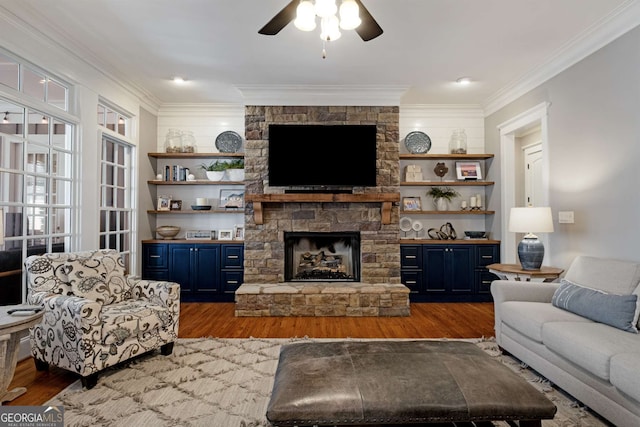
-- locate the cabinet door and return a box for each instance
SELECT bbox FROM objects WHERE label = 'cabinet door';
[193,244,220,294]
[449,246,474,293]
[423,246,447,293]
[168,244,193,296]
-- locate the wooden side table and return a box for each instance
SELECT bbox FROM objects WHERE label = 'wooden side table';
[0,305,43,404]
[487,263,564,283]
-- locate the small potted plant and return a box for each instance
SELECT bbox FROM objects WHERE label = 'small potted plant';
[201,161,227,181]
[427,186,460,211]
[225,158,245,182]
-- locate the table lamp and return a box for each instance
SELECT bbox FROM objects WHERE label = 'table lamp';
[508,207,554,270]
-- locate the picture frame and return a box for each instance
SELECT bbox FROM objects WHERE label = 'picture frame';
[455,161,482,180]
[402,197,422,212]
[157,196,171,211]
[218,229,233,240]
[219,189,244,209]
[170,200,182,211]
[234,224,244,240]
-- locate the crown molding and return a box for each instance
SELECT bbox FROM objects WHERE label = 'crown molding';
[237,85,409,106]
[482,0,640,117]
[401,104,484,119]
[158,103,244,117]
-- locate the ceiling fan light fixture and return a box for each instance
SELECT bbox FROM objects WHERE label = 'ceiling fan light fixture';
[2,112,8,124]
[320,15,341,41]
[315,0,337,18]
[294,0,317,31]
[339,0,361,30]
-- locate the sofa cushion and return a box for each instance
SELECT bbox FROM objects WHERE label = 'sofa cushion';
[564,255,640,295]
[500,301,591,343]
[552,280,640,333]
[610,353,640,403]
[542,321,640,381]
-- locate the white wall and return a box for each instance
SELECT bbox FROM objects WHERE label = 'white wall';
[485,26,640,269]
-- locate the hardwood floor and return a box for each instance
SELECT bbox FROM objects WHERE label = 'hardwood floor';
[6,301,495,406]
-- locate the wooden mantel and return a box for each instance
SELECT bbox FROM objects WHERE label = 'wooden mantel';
[245,193,400,225]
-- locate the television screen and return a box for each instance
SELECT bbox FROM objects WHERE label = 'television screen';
[268,124,377,188]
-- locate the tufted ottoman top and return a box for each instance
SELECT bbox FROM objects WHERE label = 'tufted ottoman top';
[266,340,556,426]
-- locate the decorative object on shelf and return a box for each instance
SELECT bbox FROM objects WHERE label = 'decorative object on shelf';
[202,161,227,181]
[215,130,243,153]
[464,231,487,239]
[155,225,180,240]
[157,196,172,211]
[460,200,468,210]
[185,230,214,240]
[404,164,423,182]
[156,173,163,180]
[509,206,554,270]
[218,229,233,240]
[411,220,424,239]
[402,197,422,212]
[234,225,245,240]
[404,131,431,154]
[433,162,448,181]
[455,161,482,180]
[426,187,460,211]
[164,129,183,153]
[181,131,196,153]
[191,205,212,211]
[427,222,457,240]
[219,189,245,209]
[399,217,413,237]
[449,129,467,154]
[170,200,182,211]
[224,159,245,181]
[196,197,208,206]
[187,174,196,181]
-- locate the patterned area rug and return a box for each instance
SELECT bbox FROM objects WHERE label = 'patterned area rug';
[46,337,610,427]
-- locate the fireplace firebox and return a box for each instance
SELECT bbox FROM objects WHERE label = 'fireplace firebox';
[284,232,361,282]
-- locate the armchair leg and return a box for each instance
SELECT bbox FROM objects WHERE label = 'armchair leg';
[81,373,99,390]
[34,358,49,372]
[160,342,174,356]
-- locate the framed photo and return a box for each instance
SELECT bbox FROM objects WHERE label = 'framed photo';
[219,189,244,209]
[219,229,233,240]
[456,161,482,180]
[402,197,422,211]
[157,196,171,211]
[170,200,182,211]
[234,224,245,240]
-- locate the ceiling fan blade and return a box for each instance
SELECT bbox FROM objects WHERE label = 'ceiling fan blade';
[258,0,299,35]
[353,0,383,41]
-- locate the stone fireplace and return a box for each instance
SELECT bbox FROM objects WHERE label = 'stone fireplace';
[235,105,409,317]
[285,231,360,282]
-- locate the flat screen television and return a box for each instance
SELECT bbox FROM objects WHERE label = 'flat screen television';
[268,124,377,188]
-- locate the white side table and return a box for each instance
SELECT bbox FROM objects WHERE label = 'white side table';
[487,263,564,283]
[0,305,43,404]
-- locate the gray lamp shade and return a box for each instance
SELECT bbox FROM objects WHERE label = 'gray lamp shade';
[509,207,554,270]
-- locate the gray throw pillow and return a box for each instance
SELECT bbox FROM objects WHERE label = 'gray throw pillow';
[552,279,640,333]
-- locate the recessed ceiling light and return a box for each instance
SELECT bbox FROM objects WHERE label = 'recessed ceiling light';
[172,76,187,84]
[456,77,472,85]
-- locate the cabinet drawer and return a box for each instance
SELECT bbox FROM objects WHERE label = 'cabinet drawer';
[222,270,243,293]
[401,245,422,269]
[477,271,499,294]
[401,270,422,293]
[142,270,169,281]
[221,245,244,269]
[476,245,499,266]
[143,244,168,269]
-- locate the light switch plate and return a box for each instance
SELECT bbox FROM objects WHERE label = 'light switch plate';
[558,211,574,224]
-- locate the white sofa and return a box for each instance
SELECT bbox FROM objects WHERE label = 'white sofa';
[491,255,640,427]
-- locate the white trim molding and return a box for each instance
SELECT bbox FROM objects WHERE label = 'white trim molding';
[237,85,409,106]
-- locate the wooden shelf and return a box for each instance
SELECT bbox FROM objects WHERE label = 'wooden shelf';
[399,154,494,160]
[147,180,244,185]
[245,193,400,225]
[401,181,494,187]
[148,152,244,158]
[400,239,501,245]
[400,210,494,215]
[148,209,243,214]
[142,239,243,244]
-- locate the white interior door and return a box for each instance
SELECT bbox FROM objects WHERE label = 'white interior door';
[524,143,543,207]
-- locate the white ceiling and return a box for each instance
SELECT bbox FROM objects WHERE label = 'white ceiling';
[1,0,637,110]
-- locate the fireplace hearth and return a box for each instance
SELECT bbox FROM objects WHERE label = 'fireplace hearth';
[285,232,360,282]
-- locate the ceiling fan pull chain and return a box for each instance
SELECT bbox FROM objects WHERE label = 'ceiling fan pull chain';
[322,39,327,59]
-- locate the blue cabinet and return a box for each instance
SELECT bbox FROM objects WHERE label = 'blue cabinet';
[142,241,243,302]
[401,242,500,302]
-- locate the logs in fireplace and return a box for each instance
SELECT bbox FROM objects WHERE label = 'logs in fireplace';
[285,232,360,282]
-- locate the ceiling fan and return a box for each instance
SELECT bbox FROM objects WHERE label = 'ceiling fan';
[258,0,383,42]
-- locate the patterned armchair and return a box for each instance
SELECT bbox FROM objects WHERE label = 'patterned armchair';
[25,249,180,389]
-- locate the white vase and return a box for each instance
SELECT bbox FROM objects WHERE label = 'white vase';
[206,171,225,181]
[225,168,245,181]
[435,198,448,211]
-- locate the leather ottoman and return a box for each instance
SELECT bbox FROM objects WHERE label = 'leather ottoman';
[266,340,556,426]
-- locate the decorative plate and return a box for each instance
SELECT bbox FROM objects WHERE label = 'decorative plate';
[215,131,242,153]
[399,217,413,232]
[404,131,431,154]
[411,220,424,232]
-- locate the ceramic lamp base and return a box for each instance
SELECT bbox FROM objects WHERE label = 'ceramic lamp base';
[518,236,545,270]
